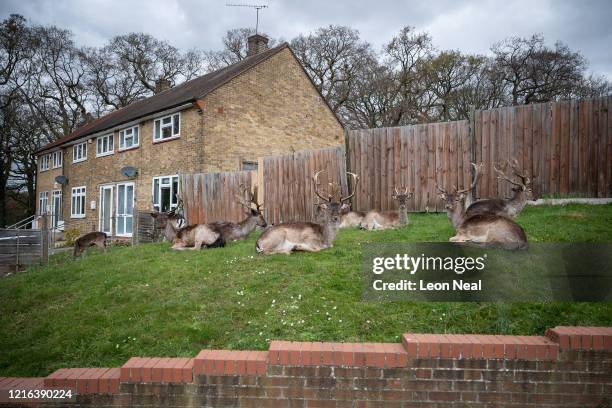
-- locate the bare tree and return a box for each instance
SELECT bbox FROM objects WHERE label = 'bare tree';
[491,34,588,105]
[291,25,374,115]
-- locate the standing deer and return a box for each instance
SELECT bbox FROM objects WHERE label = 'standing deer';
[466,159,534,218]
[436,167,528,250]
[360,187,414,230]
[256,171,359,255]
[208,185,267,241]
[73,231,107,258]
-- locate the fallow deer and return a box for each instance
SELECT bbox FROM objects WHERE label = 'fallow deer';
[73,231,107,258]
[255,171,359,255]
[466,159,534,218]
[171,224,225,250]
[208,185,267,241]
[339,204,366,228]
[360,188,414,230]
[151,210,185,242]
[436,171,528,250]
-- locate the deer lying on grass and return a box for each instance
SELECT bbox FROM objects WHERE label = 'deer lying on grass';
[256,171,359,255]
[466,159,534,218]
[436,172,528,250]
[208,186,267,241]
[360,187,414,230]
[339,204,366,228]
[151,210,185,242]
[73,231,107,258]
[171,224,225,250]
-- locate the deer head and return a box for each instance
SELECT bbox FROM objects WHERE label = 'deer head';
[392,187,414,210]
[436,162,482,210]
[313,170,359,225]
[235,184,267,227]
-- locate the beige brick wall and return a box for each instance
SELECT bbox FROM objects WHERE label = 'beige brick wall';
[35,45,343,236]
[201,47,344,172]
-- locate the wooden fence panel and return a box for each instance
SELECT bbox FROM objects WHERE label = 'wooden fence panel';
[347,121,471,212]
[262,147,347,225]
[180,171,256,225]
[472,96,612,199]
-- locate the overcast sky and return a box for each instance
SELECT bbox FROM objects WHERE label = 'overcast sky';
[2,0,612,78]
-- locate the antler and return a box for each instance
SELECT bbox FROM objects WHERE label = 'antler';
[341,172,359,202]
[493,161,523,188]
[313,170,331,202]
[456,162,483,194]
[509,158,530,184]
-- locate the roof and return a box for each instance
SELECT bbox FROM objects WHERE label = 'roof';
[36,43,292,154]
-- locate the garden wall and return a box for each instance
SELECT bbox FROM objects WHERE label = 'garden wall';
[1,326,611,407]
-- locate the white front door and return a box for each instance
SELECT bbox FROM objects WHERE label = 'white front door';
[99,185,114,235]
[116,182,135,237]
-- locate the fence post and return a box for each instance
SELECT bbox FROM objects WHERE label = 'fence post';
[343,129,355,208]
[41,214,49,264]
[468,106,477,197]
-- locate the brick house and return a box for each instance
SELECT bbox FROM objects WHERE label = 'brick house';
[34,36,344,237]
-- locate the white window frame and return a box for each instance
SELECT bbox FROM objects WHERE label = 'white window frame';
[119,125,140,151]
[151,175,179,212]
[38,191,48,215]
[153,112,180,142]
[51,151,63,168]
[72,142,87,163]
[96,134,114,157]
[40,154,50,171]
[71,186,86,218]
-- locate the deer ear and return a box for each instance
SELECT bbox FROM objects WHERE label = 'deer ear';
[319,203,328,210]
[438,193,446,200]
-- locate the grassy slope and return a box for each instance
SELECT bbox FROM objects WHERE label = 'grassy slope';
[1,204,611,376]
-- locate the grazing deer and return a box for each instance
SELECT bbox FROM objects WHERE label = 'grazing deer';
[466,159,534,218]
[73,231,107,258]
[256,171,359,255]
[360,187,414,230]
[208,185,267,241]
[436,182,528,250]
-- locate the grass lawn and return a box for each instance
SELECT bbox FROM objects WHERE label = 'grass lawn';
[1,204,611,377]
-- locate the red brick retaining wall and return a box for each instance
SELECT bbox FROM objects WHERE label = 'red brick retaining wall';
[1,326,611,407]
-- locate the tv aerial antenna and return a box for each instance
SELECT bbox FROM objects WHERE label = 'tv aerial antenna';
[226,3,268,34]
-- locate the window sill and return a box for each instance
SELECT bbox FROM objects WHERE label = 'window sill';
[153,135,181,144]
[118,145,140,152]
[72,158,87,164]
[96,151,114,158]
[71,214,86,219]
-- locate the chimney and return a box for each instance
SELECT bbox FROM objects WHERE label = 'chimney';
[155,78,172,94]
[247,34,269,56]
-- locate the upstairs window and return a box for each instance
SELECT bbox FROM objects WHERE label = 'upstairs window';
[153,113,180,142]
[96,134,114,157]
[73,142,87,163]
[119,126,139,150]
[40,155,50,171]
[51,151,62,168]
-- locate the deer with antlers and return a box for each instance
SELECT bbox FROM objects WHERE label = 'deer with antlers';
[359,187,414,230]
[256,170,359,255]
[466,159,534,218]
[208,185,267,242]
[436,163,528,250]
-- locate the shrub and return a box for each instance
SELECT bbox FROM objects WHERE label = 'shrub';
[64,228,81,246]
